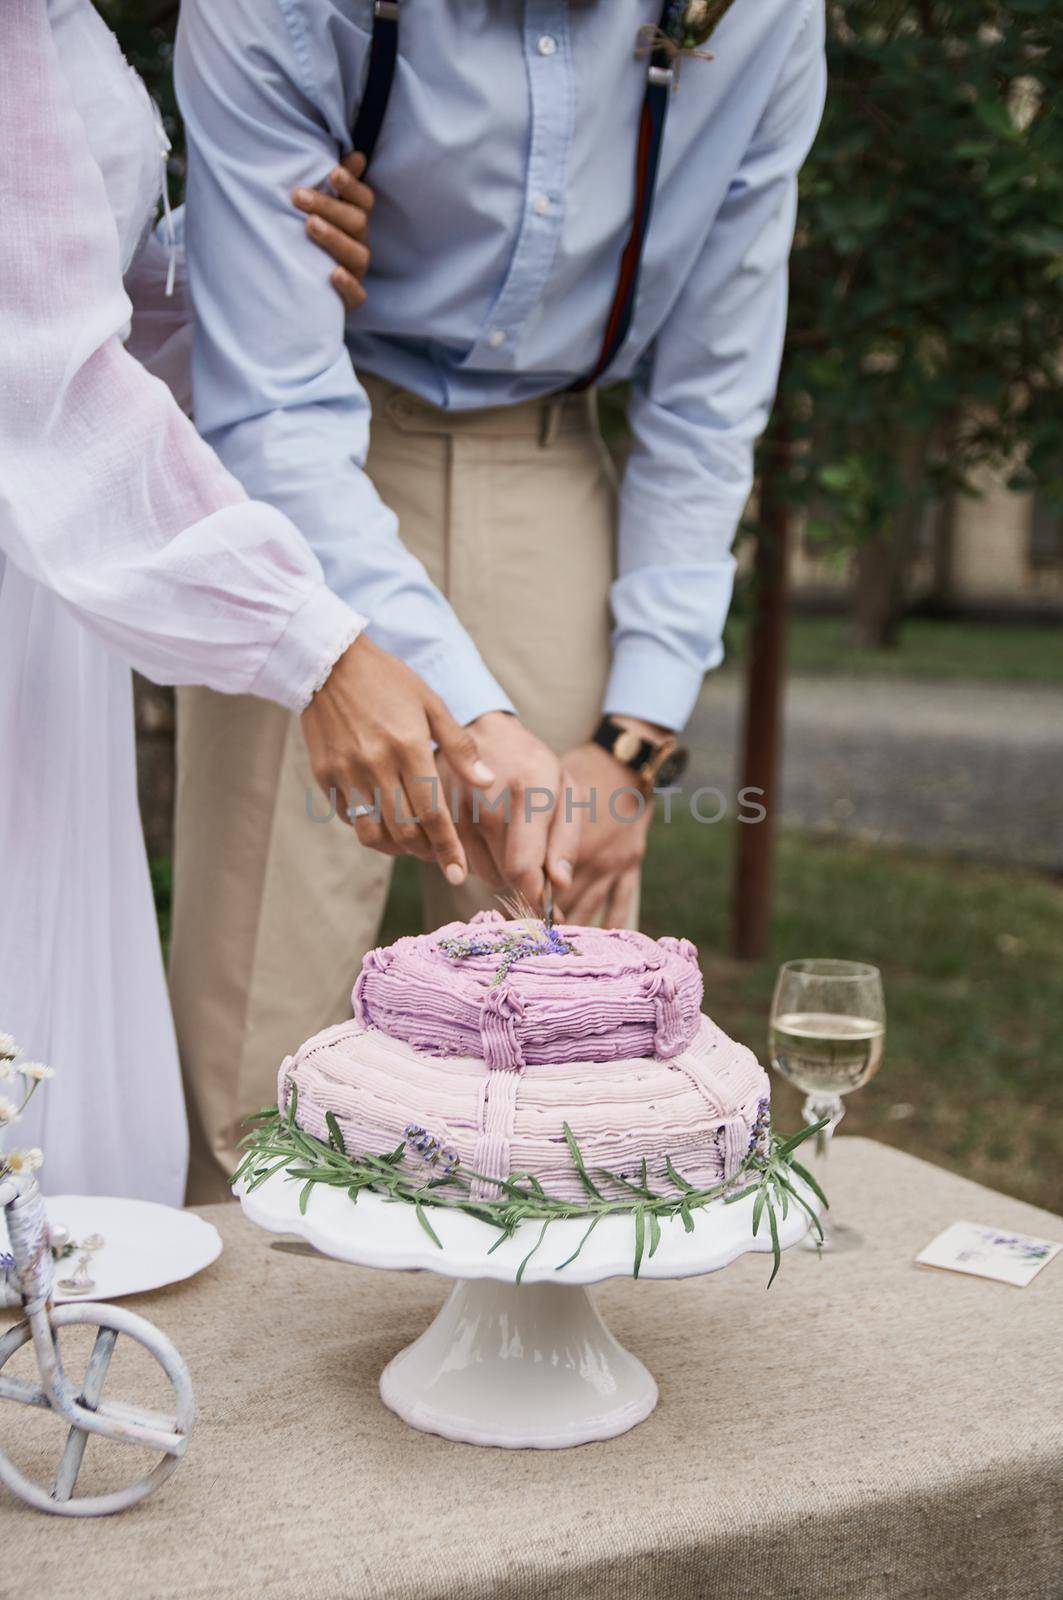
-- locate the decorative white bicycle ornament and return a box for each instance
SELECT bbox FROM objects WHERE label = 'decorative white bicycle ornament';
[0,1175,194,1516]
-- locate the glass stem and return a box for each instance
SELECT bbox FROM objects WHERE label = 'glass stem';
[802,1093,844,1246]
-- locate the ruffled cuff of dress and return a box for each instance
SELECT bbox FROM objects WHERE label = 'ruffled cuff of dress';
[250,583,367,713]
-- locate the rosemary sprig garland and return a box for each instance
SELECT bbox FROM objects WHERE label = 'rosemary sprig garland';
[233,1088,829,1287]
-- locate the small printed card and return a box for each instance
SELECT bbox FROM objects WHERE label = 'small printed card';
[916,1221,1062,1288]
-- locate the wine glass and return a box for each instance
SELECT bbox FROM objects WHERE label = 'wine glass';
[769,959,885,1252]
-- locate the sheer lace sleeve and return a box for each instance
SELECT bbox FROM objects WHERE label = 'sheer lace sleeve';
[0,0,364,711]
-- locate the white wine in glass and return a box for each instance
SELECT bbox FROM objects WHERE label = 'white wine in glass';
[769,959,886,1252]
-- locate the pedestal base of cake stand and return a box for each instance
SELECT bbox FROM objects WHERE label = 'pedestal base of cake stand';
[236,1171,816,1450]
[380,1277,656,1448]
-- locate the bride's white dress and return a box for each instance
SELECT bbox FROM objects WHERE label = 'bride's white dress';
[0,0,364,1201]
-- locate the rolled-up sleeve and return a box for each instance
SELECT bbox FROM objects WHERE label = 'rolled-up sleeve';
[606,0,827,731]
[175,0,514,726]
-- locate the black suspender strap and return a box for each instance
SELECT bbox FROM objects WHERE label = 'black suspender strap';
[350,0,401,174]
[351,0,675,391]
[569,0,675,393]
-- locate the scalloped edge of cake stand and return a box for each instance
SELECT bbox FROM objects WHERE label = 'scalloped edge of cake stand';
[236,1170,816,1286]
[236,1173,817,1450]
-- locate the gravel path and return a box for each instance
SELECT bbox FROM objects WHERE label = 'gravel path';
[684,676,1063,871]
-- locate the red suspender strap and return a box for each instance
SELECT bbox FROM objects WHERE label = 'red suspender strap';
[569,1,676,392]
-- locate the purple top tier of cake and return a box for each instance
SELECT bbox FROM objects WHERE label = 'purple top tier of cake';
[352,910,703,1071]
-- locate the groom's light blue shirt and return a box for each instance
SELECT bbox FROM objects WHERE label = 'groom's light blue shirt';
[175,0,825,729]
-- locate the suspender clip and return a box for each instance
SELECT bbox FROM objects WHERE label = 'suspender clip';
[647,64,675,89]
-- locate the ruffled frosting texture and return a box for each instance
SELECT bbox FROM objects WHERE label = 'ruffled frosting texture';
[352,911,704,1070]
[287,917,769,1201]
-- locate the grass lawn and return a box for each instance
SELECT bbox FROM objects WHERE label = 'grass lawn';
[721,613,1063,685]
[372,818,1063,1217]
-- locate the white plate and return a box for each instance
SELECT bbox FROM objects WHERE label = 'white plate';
[0,1195,222,1307]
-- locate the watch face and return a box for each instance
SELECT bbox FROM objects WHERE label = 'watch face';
[655,747,688,787]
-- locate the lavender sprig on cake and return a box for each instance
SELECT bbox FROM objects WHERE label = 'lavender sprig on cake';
[436,920,577,986]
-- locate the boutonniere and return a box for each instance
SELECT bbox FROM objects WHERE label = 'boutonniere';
[636,0,740,82]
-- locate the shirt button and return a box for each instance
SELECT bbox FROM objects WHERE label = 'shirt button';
[532,193,551,216]
[487,329,507,349]
[537,34,557,56]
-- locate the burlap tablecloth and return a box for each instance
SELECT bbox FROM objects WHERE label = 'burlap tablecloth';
[4,1137,1061,1600]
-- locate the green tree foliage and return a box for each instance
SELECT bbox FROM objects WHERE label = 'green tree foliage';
[777,0,1063,631]
[100,2,179,147]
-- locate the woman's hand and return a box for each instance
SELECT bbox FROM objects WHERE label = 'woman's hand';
[435,712,582,909]
[292,152,374,312]
[301,635,496,885]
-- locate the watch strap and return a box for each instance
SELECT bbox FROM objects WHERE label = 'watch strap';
[589,720,646,768]
[592,717,657,772]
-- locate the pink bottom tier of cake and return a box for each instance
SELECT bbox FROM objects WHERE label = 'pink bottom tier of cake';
[279,1017,770,1202]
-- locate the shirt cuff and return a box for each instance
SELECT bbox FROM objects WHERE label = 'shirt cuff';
[416,638,516,726]
[603,636,723,733]
[250,582,367,712]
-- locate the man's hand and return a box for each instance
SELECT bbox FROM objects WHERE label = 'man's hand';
[293,151,374,312]
[560,717,670,928]
[436,712,581,909]
[301,635,495,883]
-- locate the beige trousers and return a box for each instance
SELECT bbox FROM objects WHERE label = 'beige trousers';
[170,377,618,1202]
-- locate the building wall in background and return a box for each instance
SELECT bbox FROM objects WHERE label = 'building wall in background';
[790,467,1063,614]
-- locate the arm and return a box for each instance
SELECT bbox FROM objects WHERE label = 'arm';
[605,0,828,733]
[0,0,362,713]
[125,154,375,417]
[124,227,195,414]
[561,0,827,925]
[174,0,514,728]
[1,0,491,882]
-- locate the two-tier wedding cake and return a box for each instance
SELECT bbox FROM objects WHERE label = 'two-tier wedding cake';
[278,910,769,1201]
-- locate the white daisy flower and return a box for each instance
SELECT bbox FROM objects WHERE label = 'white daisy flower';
[0,1033,18,1060]
[16,1061,54,1082]
[5,1148,43,1175]
[0,1097,19,1127]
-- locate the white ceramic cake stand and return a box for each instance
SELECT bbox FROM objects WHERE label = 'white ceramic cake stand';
[237,1172,816,1449]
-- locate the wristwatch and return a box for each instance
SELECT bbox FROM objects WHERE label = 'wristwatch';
[592,715,689,796]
